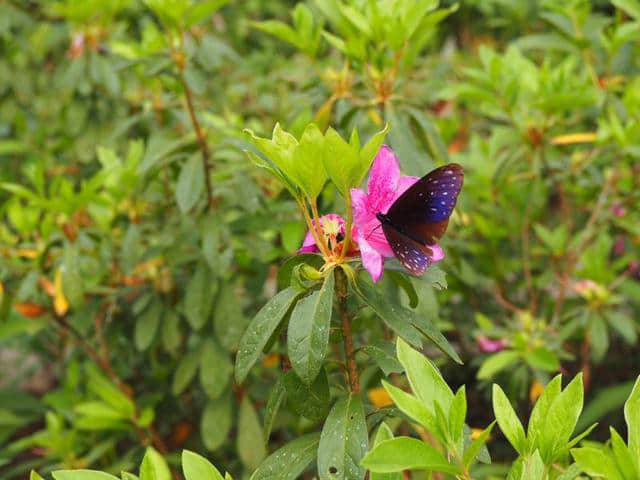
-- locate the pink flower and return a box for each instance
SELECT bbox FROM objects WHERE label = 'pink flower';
[298,214,357,255]
[350,145,444,282]
[476,336,509,353]
[612,203,626,217]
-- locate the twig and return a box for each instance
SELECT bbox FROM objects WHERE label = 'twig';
[335,268,359,393]
[174,31,214,208]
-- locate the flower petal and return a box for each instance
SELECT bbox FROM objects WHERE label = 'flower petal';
[298,230,319,253]
[350,188,371,229]
[428,244,445,263]
[358,234,384,283]
[367,145,400,213]
[395,175,420,199]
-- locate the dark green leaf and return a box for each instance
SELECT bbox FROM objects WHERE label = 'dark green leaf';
[237,396,267,470]
[317,394,368,480]
[135,301,162,351]
[176,154,205,213]
[287,271,334,384]
[201,392,232,451]
[235,287,301,383]
[200,339,232,399]
[263,375,286,443]
[284,368,329,422]
[184,264,216,330]
[250,433,321,480]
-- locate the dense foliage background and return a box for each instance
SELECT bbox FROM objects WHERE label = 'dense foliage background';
[1,0,639,479]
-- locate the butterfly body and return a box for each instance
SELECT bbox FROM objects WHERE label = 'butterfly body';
[378,163,464,275]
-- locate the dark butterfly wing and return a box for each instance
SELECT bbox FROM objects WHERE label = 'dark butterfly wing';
[386,163,464,245]
[382,223,435,276]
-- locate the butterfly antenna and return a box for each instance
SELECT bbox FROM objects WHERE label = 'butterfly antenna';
[365,223,383,240]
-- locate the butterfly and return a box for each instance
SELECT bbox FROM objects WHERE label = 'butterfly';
[376,163,464,275]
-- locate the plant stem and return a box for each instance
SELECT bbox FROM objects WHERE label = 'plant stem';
[175,31,214,208]
[335,267,359,393]
[338,195,353,262]
[310,198,330,256]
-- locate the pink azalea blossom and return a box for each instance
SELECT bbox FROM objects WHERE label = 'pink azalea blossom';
[298,213,357,255]
[612,203,626,217]
[350,145,444,282]
[476,336,509,353]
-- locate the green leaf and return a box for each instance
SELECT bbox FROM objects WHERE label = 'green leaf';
[384,107,428,177]
[382,380,435,431]
[213,282,249,352]
[62,244,84,308]
[52,472,119,480]
[86,364,135,418]
[237,396,267,470]
[287,271,334,384]
[284,368,329,422]
[184,264,216,330]
[524,347,560,372]
[292,123,328,199]
[201,392,232,451]
[361,437,458,475]
[356,279,461,363]
[492,384,526,454]
[571,447,623,480]
[624,375,640,472]
[386,271,418,308]
[356,124,390,186]
[263,375,286,443]
[135,301,162,351]
[521,450,545,480]
[462,421,496,468]
[30,472,46,480]
[607,312,638,345]
[396,338,454,417]
[528,376,562,444]
[245,124,300,194]
[555,463,582,480]
[75,401,128,421]
[185,0,229,26]
[317,394,368,480]
[182,450,224,480]
[541,374,584,462]
[449,386,467,442]
[610,427,637,480]
[252,20,301,49]
[176,154,205,213]
[235,287,301,383]
[250,433,321,480]
[172,346,202,396]
[361,342,403,376]
[200,339,231,399]
[612,0,640,19]
[322,127,360,196]
[370,423,401,480]
[477,351,520,380]
[139,447,171,480]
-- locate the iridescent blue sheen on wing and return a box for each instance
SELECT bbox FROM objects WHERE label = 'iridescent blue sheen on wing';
[378,163,464,276]
[387,164,464,223]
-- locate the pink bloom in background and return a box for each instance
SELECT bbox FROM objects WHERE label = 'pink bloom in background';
[476,336,509,353]
[612,203,626,217]
[350,145,444,282]
[298,213,354,254]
